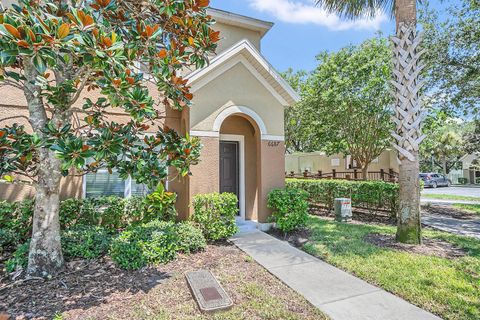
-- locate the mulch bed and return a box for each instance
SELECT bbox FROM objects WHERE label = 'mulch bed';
[422,204,478,220]
[364,233,466,259]
[0,243,323,320]
[309,205,396,225]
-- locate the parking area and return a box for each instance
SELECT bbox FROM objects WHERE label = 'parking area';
[422,186,480,198]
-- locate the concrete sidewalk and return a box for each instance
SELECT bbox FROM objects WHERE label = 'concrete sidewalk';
[231,230,441,320]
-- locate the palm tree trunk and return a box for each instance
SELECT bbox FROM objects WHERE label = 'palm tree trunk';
[393,0,423,244]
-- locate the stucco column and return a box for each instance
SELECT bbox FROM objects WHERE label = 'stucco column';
[165,107,190,220]
[258,139,285,223]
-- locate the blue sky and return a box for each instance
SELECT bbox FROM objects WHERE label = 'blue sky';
[210,0,453,73]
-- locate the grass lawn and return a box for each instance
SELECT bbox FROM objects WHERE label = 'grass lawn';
[2,244,327,320]
[303,216,480,320]
[422,193,480,202]
[452,203,480,215]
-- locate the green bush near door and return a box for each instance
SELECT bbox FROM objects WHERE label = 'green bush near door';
[192,192,239,242]
[267,188,309,234]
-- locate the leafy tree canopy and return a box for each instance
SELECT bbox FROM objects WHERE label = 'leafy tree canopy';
[284,36,393,175]
[0,0,219,188]
[420,0,480,117]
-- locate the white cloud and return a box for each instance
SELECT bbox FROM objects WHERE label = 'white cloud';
[248,0,387,31]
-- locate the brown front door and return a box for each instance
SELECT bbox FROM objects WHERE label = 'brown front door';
[220,141,239,209]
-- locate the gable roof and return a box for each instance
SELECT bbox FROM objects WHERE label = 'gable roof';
[186,39,300,107]
[207,8,274,38]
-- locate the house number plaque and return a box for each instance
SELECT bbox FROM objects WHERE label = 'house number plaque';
[267,141,281,147]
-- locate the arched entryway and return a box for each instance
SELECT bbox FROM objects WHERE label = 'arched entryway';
[219,113,261,221]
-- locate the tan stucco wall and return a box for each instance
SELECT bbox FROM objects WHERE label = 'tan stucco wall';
[189,136,220,199]
[190,63,284,136]
[213,21,262,54]
[0,175,83,202]
[259,140,285,223]
[285,149,400,174]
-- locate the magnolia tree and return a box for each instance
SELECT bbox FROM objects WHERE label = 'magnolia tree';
[0,0,218,277]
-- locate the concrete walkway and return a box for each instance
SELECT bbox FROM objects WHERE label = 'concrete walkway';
[422,214,480,239]
[231,230,441,320]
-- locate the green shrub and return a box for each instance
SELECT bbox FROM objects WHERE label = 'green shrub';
[60,198,98,228]
[43,196,148,230]
[192,193,239,242]
[267,188,309,233]
[0,228,19,253]
[0,199,34,242]
[458,177,468,184]
[5,242,30,273]
[110,220,178,270]
[286,179,399,217]
[175,221,206,254]
[123,196,148,225]
[144,183,177,222]
[62,225,111,259]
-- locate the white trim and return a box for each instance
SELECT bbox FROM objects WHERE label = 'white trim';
[190,56,289,106]
[220,134,246,221]
[261,135,284,141]
[190,130,220,138]
[213,106,268,134]
[207,8,273,38]
[82,174,87,199]
[186,39,300,106]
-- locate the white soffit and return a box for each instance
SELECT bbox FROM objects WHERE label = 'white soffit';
[207,8,273,38]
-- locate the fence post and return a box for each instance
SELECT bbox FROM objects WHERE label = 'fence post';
[332,169,336,178]
[353,169,358,180]
[380,169,385,180]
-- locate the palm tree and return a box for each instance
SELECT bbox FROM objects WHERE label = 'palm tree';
[315,0,424,244]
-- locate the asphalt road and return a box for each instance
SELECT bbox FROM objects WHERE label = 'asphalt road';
[422,186,480,198]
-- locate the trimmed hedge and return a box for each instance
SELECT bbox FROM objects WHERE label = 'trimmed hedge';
[192,192,239,242]
[286,179,399,216]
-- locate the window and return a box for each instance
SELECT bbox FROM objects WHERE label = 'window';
[84,170,149,198]
[331,158,340,167]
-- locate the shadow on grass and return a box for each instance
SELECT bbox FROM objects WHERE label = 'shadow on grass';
[305,216,394,259]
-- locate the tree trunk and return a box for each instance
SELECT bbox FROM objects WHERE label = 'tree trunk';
[22,60,65,277]
[393,0,422,244]
[27,149,64,277]
[396,151,421,244]
[442,157,447,175]
[361,166,368,180]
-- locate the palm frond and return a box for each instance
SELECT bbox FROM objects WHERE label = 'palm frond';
[315,0,395,19]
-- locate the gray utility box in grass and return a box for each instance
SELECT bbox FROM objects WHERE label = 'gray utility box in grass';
[334,198,352,222]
